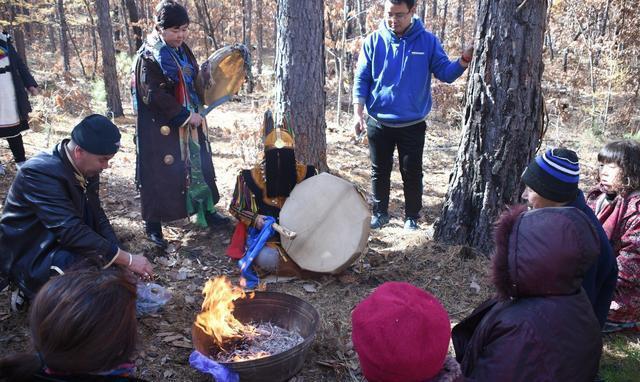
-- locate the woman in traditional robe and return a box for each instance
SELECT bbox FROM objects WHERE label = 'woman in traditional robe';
[133,0,228,248]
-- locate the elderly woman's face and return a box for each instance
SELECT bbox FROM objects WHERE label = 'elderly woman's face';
[161,24,189,48]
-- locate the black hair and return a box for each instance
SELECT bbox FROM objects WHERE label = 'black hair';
[388,0,417,9]
[597,139,640,193]
[0,267,138,381]
[155,0,189,29]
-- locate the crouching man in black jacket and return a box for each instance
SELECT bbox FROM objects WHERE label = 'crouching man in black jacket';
[0,114,153,306]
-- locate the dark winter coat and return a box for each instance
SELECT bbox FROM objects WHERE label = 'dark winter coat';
[134,41,219,222]
[1,32,37,136]
[0,140,119,298]
[452,206,602,381]
[568,190,618,328]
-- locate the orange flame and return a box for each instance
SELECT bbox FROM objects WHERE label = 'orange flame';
[195,276,252,345]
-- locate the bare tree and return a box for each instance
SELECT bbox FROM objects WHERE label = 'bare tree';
[56,0,71,72]
[95,0,124,117]
[434,0,548,253]
[274,0,327,170]
[255,0,264,74]
[440,0,449,40]
[8,4,27,62]
[124,0,143,51]
[82,0,99,78]
[243,0,253,47]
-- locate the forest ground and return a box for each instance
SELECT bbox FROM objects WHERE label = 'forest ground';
[0,83,638,381]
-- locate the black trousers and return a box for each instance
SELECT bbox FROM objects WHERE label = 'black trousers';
[7,134,26,162]
[366,118,426,220]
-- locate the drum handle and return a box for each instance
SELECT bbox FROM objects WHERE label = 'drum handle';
[273,223,297,240]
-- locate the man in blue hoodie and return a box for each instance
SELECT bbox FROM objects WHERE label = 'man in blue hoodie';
[353,0,472,230]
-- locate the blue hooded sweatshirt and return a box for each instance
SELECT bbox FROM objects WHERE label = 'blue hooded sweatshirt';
[353,18,466,126]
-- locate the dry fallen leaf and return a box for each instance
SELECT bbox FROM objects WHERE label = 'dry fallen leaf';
[156,331,178,337]
[162,334,185,342]
[171,340,192,348]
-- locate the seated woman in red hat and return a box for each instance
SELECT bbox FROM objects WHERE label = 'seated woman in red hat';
[351,281,462,382]
[0,267,147,381]
[452,206,602,380]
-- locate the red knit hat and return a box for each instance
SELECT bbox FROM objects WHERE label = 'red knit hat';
[351,282,451,382]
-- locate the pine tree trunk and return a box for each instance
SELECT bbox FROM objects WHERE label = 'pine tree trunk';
[256,0,264,75]
[243,0,253,47]
[243,0,254,92]
[95,0,124,117]
[274,0,327,171]
[124,0,143,51]
[431,0,439,33]
[82,0,99,79]
[48,24,57,52]
[440,0,448,40]
[56,0,71,72]
[433,0,548,254]
[121,0,134,55]
[456,0,465,49]
[113,6,121,54]
[9,5,27,62]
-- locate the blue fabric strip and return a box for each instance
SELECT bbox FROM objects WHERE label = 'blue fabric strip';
[189,351,239,382]
[238,216,276,289]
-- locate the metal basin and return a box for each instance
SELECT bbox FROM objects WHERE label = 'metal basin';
[192,291,320,382]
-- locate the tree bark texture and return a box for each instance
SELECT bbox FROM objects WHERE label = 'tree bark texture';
[95,0,124,117]
[434,0,548,254]
[56,0,71,72]
[243,0,253,47]
[441,0,449,41]
[121,0,134,55]
[256,0,264,74]
[48,24,57,53]
[244,0,254,92]
[274,0,327,171]
[9,5,27,63]
[82,0,99,78]
[124,0,143,51]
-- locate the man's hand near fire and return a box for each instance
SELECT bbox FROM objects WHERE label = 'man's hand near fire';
[114,248,154,280]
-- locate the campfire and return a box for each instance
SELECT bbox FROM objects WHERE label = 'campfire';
[194,276,303,362]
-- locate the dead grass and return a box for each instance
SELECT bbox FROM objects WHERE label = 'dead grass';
[0,82,636,381]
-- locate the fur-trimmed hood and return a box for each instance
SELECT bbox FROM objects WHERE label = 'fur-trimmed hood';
[492,205,600,299]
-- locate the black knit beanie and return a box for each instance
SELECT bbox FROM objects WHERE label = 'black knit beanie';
[522,148,580,203]
[155,1,189,29]
[71,114,121,155]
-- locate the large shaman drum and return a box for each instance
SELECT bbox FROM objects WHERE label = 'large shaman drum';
[279,173,370,274]
[195,44,251,109]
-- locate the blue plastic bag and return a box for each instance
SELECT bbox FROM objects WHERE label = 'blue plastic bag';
[189,351,239,382]
[136,282,171,316]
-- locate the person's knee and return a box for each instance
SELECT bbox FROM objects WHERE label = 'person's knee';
[400,164,423,181]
